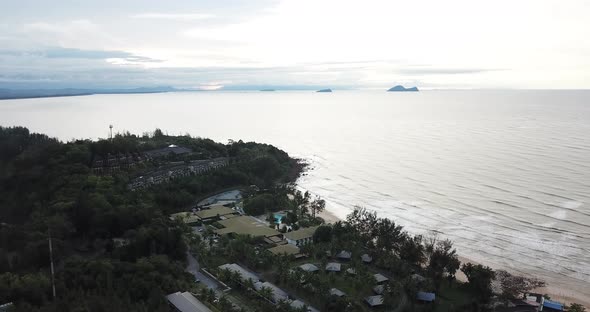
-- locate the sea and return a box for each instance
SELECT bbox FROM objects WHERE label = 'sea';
[1,90,589,297]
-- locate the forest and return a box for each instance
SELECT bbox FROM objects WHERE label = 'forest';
[0,126,300,311]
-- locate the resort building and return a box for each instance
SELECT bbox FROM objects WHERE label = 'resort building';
[268,244,301,257]
[284,226,319,247]
[254,281,289,303]
[166,291,212,312]
[365,295,384,308]
[299,263,320,272]
[336,250,352,260]
[290,300,320,312]
[215,215,281,238]
[145,145,192,158]
[361,253,373,263]
[169,212,201,225]
[373,285,385,295]
[417,291,435,303]
[218,263,259,284]
[330,288,346,297]
[325,262,341,272]
[374,273,389,284]
[194,205,237,222]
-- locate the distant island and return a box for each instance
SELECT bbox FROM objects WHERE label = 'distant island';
[316,88,332,93]
[387,85,419,92]
[260,89,276,92]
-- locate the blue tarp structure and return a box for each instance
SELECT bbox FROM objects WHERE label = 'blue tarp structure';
[416,291,436,302]
[543,299,563,311]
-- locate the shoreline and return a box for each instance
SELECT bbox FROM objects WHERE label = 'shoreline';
[317,208,588,308]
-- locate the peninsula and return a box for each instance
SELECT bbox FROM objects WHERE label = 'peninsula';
[316,88,332,93]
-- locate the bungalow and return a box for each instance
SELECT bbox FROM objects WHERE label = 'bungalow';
[336,250,352,260]
[299,263,320,273]
[166,291,212,312]
[325,262,342,272]
[284,226,319,247]
[417,291,435,303]
[374,273,389,284]
[346,268,357,275]
[411,273,426,283]
[365,295,384,308]
[361,253,373,263]
[373,285,385,295]
[330,288,346,297]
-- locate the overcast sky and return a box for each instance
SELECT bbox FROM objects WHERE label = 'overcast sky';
[0,0,588,90]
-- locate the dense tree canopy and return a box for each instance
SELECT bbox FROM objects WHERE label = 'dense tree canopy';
[0,126,301,311]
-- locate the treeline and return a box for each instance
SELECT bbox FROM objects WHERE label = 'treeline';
[300,207,547,311]
[0,126,301,311]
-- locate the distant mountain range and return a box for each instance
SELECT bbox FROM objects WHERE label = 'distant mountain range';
[387,85,419,92]
[316,89,332,93]
[0,86,178,100]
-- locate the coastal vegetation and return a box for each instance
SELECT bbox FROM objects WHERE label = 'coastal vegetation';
[0,126,300,311]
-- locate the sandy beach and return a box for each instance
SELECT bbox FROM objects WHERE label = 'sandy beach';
[319,209,589,308]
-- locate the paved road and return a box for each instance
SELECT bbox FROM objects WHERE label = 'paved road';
[186,251,219,290]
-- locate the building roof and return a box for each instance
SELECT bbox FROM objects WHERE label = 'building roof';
[417,291,436,302]
[373,285,385,295]
[374,273,389,283]
[166,291,212,312]
[325,262,341,272]
[254,281,289,303]
[365,295,384,307]
[284,226,319,241]
[361,253,373,263]
[145,145,192,158]
[218,263,259,283]
[290,300,320,312]
[299,263,320,272]
[215,216,280,237]
[268,244,300,256]
[336,250,352,259]
[195,205,236,219]
[170,212,200,224]
[411,273,426,283]
[543,299,564,311]
[346,268,356,275]
[330,288,346,297]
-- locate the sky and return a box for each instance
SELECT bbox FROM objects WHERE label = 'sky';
[0,0,588,90]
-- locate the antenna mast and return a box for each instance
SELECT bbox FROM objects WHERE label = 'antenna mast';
[48,229,57,299]
[109,124,113,140]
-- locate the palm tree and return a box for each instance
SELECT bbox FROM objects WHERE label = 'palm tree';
[258,286,274,302]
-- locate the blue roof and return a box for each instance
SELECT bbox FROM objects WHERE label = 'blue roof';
[543,299,563,311]
[416,291,435,302]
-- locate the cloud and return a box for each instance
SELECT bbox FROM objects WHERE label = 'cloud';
[396,67,507,75]
[131,13,215,20]
[0,47,162,64]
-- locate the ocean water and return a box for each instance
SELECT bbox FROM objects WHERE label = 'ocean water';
[1,90,589,295]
